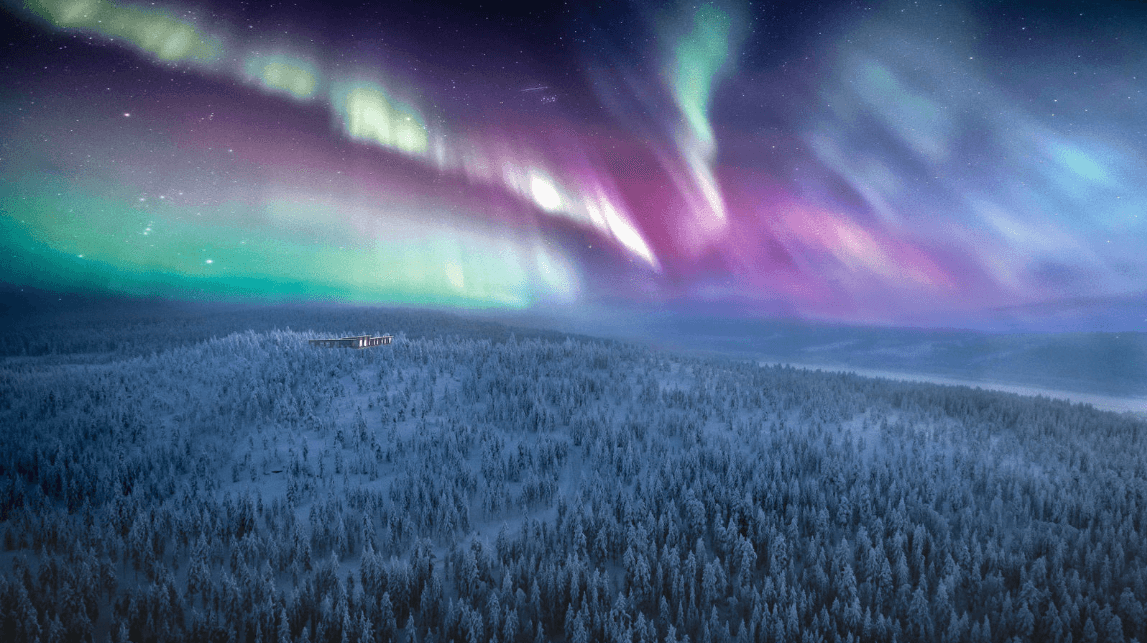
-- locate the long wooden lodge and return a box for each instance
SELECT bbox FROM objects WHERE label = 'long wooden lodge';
[308,334,393,349]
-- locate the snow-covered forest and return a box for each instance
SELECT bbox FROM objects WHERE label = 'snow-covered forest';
[0,307,1144,643]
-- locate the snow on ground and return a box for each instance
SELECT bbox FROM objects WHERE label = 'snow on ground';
[760,360,1147,415]
[3,313,1146,643]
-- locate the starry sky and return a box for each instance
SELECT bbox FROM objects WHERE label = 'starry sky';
[2,0,1145,330]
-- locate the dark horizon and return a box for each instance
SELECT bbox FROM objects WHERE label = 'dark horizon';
[4,287,1145,403]
[3,282,1146,336]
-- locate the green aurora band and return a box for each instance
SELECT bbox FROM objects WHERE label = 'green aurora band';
[0,171,575,308]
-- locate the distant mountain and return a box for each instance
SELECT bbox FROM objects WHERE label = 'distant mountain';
[631,315,1147,398]
[956,294,1147,333]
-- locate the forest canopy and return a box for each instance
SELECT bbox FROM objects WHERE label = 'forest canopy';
[0,306,1144,643]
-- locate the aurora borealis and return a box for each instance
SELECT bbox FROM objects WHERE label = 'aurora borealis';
[2,0,1145,328]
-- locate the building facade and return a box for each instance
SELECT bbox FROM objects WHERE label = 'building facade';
[308,335,393,349]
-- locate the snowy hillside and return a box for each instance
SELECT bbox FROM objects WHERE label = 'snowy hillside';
[0,308,1144,642]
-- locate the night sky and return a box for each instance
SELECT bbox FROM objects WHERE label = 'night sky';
[2,0,1145,330]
